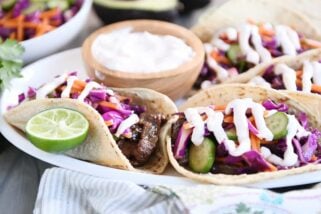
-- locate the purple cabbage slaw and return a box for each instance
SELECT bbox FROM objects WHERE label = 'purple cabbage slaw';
[13,72,146,138]
[0,0,83,41]
[173,99,321,174]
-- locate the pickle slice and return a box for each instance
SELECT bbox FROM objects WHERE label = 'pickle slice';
[188,138,215,173]
[265,112,288,140]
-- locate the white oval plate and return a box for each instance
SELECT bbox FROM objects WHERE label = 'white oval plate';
[1,48,321,189]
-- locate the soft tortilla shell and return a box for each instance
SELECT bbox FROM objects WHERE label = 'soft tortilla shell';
[192,0,321,42]
[5,88,177,174]
[168,84,321,185]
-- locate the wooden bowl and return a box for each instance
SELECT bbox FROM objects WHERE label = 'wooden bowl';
[82,20,205,100]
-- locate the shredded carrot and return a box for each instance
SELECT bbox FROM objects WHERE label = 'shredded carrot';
[71,80,86,92]
[297,79,321,93]
[16,15,24,41]
[224,115,234,123]
[259,25,275,37]
[250,133,260,151]
[104,120,113,126]
[0,7,63,41]
[183,122,194,129]
[265,162,278,172]
[302,38,321,48]
[312,84,321,93]
[247,18,256,25]
[9,32,16,40]
[210,50,230,64]
[311,155,317,161]
[296,70,303,78]
[40,8,60,19]
[213,105,227,111]
[99,101,119,110]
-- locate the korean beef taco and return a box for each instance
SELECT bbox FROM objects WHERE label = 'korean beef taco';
[238,49,321,96]
[191,0,321,90]
[4,73,177,174]
[167,84,321,185]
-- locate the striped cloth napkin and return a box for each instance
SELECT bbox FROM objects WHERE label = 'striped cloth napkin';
[34,168,321,214]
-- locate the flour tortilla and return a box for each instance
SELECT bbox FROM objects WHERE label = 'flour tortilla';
[268,0,321,31]
[191,0,321,85]
[5,88,177,174]
[168,84,321,185]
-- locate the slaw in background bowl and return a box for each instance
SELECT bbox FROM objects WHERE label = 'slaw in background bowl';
[21,0,92,64]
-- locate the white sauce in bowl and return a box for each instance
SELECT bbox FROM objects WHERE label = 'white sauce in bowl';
[91,27,195,73]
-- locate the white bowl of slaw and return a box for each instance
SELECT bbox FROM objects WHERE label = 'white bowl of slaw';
[21,0,92,64]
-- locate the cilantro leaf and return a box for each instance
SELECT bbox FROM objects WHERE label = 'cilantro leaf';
[0,39,24,91]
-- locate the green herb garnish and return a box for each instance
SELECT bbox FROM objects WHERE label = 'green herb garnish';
[0,39,24,91]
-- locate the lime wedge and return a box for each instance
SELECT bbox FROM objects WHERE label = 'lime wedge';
[26,108,89,152]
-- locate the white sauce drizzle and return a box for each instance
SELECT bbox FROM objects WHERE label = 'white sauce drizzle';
[36,73,69,99]
[204,44,229,81]
[184,108,205,146]
[302,61,314,92]
[212,38,230,51]
[250,25,272,63]
[312,62,321,85]
[274,64,297,91]
[238,24,260,64]
[275,25,297,56]
[115,114,139,137]
[61,76,77,98]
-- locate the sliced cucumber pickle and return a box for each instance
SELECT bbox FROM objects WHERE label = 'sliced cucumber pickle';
[226,128,237,141]
[265,112,288,140]
[48,0,69,11]
[227,44,242,64]
[188,138,215,173]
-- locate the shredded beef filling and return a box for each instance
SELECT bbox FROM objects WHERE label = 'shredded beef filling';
[117,113,166,167]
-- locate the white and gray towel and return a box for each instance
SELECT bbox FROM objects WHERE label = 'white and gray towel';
[34,168,321,214]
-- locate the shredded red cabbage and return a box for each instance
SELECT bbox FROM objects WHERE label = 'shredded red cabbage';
[173,127,192,159]
[262,99,288,112]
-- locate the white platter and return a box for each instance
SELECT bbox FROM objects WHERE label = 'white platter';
[1,48,321,189]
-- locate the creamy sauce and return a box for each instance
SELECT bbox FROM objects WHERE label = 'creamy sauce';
[204,44,229,81]
[274,64,297,91]
[312,62,321,85]
[115,114,139,137]
[275,25,297,56]
[184,108,205,146]
[302,61,314,92]
[238,24,260,64]
[36,73,69,99]
[92,27,194,73]
[212,38,230,51]
[250,25,272,62]
[61,76,77,98]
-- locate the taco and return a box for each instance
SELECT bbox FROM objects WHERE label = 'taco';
[4,72,177,174]
[167,84,321,185]
[237,49,321,95]
[191,0,321,89]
